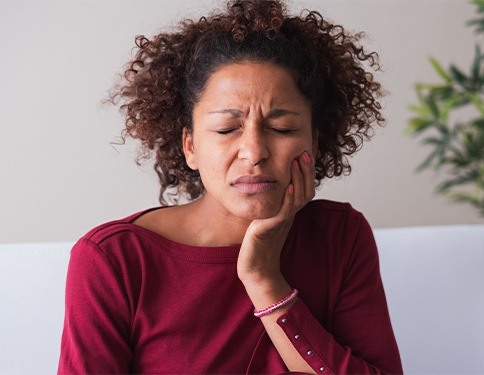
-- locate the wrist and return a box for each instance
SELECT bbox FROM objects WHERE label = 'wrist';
[254,288,298,317]
[242,275,292,312]
[237,263,282,285]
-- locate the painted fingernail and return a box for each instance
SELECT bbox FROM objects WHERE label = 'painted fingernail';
[303,151,311,164]
[292,160,300,170]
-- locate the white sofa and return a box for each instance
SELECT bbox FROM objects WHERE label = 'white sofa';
[1,225,483,374]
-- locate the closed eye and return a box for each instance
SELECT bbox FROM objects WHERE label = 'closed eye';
[215,128,237,135]
[269,127,295,134]
[214,126,295,135]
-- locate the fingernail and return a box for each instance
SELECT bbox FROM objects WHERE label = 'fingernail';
[292,160,300,170]
[288,184,294,195]
[303,151,311,164]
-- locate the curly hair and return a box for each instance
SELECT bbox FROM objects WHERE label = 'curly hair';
[110,0,385,205]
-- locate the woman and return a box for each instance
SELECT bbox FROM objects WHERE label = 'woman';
[58,0,402,373]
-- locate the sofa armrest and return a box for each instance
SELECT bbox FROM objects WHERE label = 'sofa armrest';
[374,225,484,374]
[0,242,72,375]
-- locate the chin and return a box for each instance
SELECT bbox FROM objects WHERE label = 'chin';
[231,197,281,221]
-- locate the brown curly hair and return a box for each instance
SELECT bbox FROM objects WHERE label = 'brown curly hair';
[110,0,384,205]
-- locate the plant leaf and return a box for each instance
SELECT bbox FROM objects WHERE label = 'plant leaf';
[471,44,482,82]
[449,65,469,88]
[407,118,434,133]
[429,57,451,82]
[468,93,484,115]
[416,148,440,172]
[446,191,480,205]
[422,136,445,147]
[437,175,475,192]
[408,104,426,114]
[471,118,484,128]
[425,96,440,119]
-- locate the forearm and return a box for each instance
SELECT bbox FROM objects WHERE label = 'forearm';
[242,275,402,375]
[243,278,316,374]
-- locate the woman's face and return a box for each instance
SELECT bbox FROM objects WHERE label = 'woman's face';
[184,61,316,221]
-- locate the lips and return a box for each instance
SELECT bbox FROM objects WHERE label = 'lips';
[231,175,277,194]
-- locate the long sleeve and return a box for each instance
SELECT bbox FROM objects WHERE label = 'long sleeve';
[275,206,403,374]
[57,201,401,374]
[58,238,133,374]
[56,218,266,374]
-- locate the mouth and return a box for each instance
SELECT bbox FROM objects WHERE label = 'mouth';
[231,175,278,194]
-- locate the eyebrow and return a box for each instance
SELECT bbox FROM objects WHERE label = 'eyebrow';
[208,108,300,118]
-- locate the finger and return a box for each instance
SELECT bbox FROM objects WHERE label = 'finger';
[276,181,295,221]
[290,157,305,212]
[250,185,291,237]
[298,151,316,201]
[250,179,295,235]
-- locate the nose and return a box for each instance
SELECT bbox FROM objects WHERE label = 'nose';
[237,125,269,166]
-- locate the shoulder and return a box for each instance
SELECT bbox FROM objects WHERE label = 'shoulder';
[67,208,164,283]
[297,199,366,227]
[303,199,356,212]
[294,199,375,251]
[79,208,158,245]
[70,208,162,264]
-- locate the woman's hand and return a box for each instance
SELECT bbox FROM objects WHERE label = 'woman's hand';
[238,150,318,375]
[237,150,315,290]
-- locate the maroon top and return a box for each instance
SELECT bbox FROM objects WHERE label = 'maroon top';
[58,200,402,374]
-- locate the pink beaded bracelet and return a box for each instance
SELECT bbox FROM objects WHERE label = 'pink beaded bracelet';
[253,288,299,318]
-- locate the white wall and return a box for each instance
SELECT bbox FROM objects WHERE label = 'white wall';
[1,0,482,244]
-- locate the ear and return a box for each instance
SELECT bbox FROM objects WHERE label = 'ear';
[312,129,319,158]
[182,127,198,170]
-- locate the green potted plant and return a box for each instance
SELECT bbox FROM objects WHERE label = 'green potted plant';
[407,0,484,216]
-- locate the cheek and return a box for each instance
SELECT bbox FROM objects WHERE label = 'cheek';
[272,145,303,179]
[195,143,231,179]
[279,137,313,172]
[278,138,312,162]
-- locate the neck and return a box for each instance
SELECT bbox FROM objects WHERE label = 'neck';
[186,194,251,246]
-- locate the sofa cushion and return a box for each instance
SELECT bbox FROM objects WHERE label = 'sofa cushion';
[0,225,483,374]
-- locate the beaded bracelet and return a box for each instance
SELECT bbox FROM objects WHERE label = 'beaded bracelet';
[253,288,299,318]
